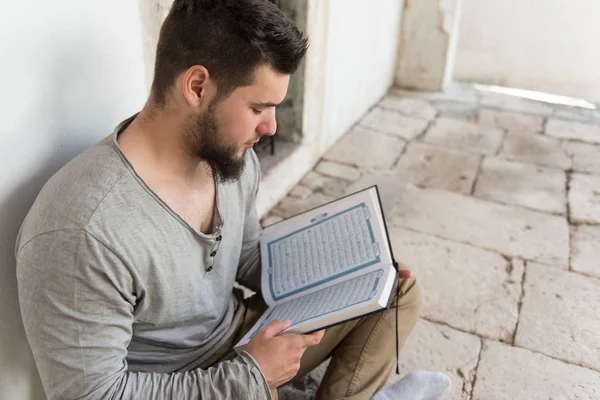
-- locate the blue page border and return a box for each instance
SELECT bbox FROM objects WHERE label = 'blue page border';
[267,203,380,302]
[250,269,384,340]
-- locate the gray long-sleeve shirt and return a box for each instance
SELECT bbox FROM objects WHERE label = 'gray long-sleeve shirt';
[15,116,271,399]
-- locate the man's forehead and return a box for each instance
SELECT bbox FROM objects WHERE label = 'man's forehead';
[243,65,290,101]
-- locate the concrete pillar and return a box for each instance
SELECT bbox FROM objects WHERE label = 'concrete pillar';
[395,0,463,92]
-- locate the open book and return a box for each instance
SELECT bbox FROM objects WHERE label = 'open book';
[235,186,399,348]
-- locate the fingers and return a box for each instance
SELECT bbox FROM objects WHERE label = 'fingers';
[261,319,292,339]
[299,330,325,347]
[398,269,413,279]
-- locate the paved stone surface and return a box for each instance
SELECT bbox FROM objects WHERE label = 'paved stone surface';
[474,157,566,215]
[314,160,362,181]
[473,340,600,400]
[272,192,334,219]
[391,83,478,104]
[261,214,283,227]
[264,87,600,399]
[395,142,480,194]
[431,100,479,119]
[478,108,544,133]
[393,319,481,400]
[300,171,330,190]
[565,141,600,174]
[546,118,600,144]
[568,173,600,224]
[554,106,600,124]
[515,262,600,372]
[390,227,522,341]
[571,224,600,278]
[299,171,350,199]
[377,96,437,121]
[289,185,313,199]
[423,117,504,155]
[344,170,410,217]
[323,126,406,169]
[498,130,572,170]
[391,186,569,266]
[359,107,429,140]
[479,91,554,116]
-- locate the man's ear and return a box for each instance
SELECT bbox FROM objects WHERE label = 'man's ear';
[182,65,210,108]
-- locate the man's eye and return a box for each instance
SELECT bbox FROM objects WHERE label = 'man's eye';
[252,108,262,115]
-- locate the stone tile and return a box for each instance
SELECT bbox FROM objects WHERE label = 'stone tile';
[565,141,600,174]
[432,100,479,119]
[499,130,572,170]
[478,109,544,132]
[359,107,429,140]
[393,319,481,400]
[391,82,478,104]
[546,119,600,144]
[568,173,600,224]
[323,126,406,169]
[479,92,554,116]
[423,117,504,155]
[571,224,600,278]
[299,171,350,198]
[395,142,480,194]
[473,157,567,215]
[391,186,569,266]
[515,262,600,372]
[273,193,334,219]
[300,171,330,190]
[314,160,362,182]
[377,96,437,122]
[261,214,283,228]
[344,171,410,217]
[390,227,522,341]
[554,106,600,124]
[473,340,600,400]
[289,185,313,199]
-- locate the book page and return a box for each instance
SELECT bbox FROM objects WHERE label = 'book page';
[236,266,395,348]
[260,187,393,306]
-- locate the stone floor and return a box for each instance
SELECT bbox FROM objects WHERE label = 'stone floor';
[264,85,600,400]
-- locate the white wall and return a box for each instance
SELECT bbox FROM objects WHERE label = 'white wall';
[304,0,403,148]
[0,2,147,399]
[454,0,600,102]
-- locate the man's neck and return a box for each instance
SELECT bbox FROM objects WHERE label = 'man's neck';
[118,103,213,190]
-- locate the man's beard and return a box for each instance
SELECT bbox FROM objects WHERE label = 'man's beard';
[182,105,247,183]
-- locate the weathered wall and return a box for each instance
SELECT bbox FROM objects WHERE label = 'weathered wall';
[454,0,600,102]
[0,2,147,399]
[395,0,463,91]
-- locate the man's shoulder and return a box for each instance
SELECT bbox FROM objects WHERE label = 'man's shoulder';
[16,136,129,252]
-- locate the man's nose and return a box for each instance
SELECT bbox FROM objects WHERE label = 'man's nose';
[257,110,277,136]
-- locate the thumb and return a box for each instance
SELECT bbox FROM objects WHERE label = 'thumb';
[261,319,292,338]
[398,269,413,279]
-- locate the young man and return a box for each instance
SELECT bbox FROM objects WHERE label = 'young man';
[16,1,421,399]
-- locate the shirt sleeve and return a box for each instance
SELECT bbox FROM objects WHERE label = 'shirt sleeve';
[16,229,271,400]
[236,149,263,293]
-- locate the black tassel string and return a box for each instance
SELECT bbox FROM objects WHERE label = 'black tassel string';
[393,261,400,375]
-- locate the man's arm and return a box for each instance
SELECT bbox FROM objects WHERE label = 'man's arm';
[16,229,271,400]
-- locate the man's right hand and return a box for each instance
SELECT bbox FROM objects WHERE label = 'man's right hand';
[246,320,325,389]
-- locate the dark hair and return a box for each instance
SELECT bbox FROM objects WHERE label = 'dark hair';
[151,0,308,106]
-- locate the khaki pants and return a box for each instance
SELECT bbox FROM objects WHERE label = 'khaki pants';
[202,277,422,400]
